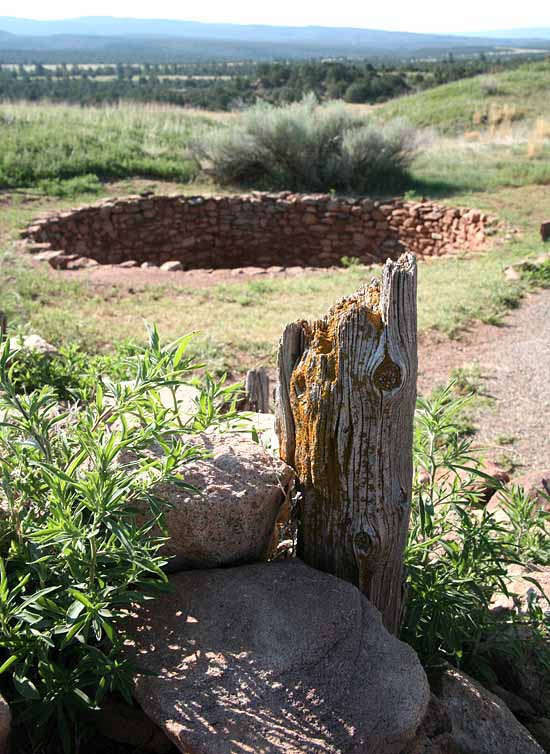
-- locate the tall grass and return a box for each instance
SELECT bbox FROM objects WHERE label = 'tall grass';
[410,136,550,195]
[191,95,418,192]
[376,61,550,135]
[0,101,210,189]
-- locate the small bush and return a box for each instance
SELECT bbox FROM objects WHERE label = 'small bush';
[521,259,550,287]
[7,341,139,401]
[35,174,103,198]
[0,326,244,752]
[480,76,501,96]
[190,94,418,192]
[404,386,550,678]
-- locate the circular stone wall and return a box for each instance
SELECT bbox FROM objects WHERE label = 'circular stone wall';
[21,192,494,271]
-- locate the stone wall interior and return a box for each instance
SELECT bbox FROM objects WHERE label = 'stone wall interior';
[21,192,494,271]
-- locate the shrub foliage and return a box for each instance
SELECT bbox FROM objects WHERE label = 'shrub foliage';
[1,331,549,751]
[0,327,242,752]
[191,95,418,192]
[404,386,550,678]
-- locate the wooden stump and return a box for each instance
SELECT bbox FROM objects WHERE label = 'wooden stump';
[275,253,417,634]
[241,368,270,413]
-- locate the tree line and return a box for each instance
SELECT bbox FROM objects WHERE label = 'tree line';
[0,54,541,110]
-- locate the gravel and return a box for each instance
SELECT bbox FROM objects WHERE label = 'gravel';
[418,288,550,470]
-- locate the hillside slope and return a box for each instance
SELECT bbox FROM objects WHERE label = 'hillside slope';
[376,61,550,133]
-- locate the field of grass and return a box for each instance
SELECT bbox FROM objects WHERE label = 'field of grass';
[1,60,549,377]
[1,182,546,376]
[2,61,549,198]
[376,60,550,134]
[0,102,228,190]
[407,134,550,197]
[372,61,550,196]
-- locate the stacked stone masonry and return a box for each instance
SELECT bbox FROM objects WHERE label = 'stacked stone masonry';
[21,192,493,270]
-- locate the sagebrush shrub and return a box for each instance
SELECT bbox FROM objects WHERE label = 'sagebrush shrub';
[191,94,418,192]
[480,76,501,96]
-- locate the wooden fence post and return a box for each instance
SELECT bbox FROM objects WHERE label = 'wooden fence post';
[242,368,270,413]
[275,253,417,634]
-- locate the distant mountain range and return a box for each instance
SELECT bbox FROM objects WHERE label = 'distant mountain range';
[0,16,549,63]
[458,27,550,40]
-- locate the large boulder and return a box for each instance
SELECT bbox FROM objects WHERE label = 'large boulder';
[124,560,429,754]
[428,666,543,754]
[150,432,294,570]
[0,694,10,754]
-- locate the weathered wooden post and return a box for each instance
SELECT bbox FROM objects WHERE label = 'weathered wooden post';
[242,368,270,413]
[275,253,417,634]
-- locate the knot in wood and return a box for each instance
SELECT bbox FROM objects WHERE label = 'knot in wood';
[353,530,374,554]
[373,351,402,392]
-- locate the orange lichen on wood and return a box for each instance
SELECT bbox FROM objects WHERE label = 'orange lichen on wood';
[276,253,418,634]
[288,278,383,483]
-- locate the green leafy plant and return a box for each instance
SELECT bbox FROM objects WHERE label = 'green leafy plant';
[404,387,510,671]
[0,326,244,753]
[7,341,140,401]
[340,255,362,268]
[499,484,550,566]
[403,386,550,679]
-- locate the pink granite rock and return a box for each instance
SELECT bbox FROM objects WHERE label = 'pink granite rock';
[430,666,543,754]
[150,432,293,570]
[0,694,10,754]
[124,560,429,754]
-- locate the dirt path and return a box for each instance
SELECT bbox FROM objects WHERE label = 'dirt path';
[60,260,333,291]
[418,288,550,471]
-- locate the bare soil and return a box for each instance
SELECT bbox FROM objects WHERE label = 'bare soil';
[60,260,338,290]
[418,288,550,471]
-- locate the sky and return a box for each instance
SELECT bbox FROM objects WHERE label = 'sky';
[4,0,550,33]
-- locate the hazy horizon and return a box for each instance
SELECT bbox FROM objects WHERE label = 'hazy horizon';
[2,2,549,36]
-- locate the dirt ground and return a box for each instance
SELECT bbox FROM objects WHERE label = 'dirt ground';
[60,260,337,290]
[418,288,550,472]
[35,256,550,473]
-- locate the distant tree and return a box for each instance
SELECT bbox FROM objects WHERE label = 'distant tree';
[344,79,373,103]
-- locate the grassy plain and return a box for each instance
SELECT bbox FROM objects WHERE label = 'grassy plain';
[376,60,550,133]
[0,102,229,190]
[1,183,545,375]
[1,61,550,376]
